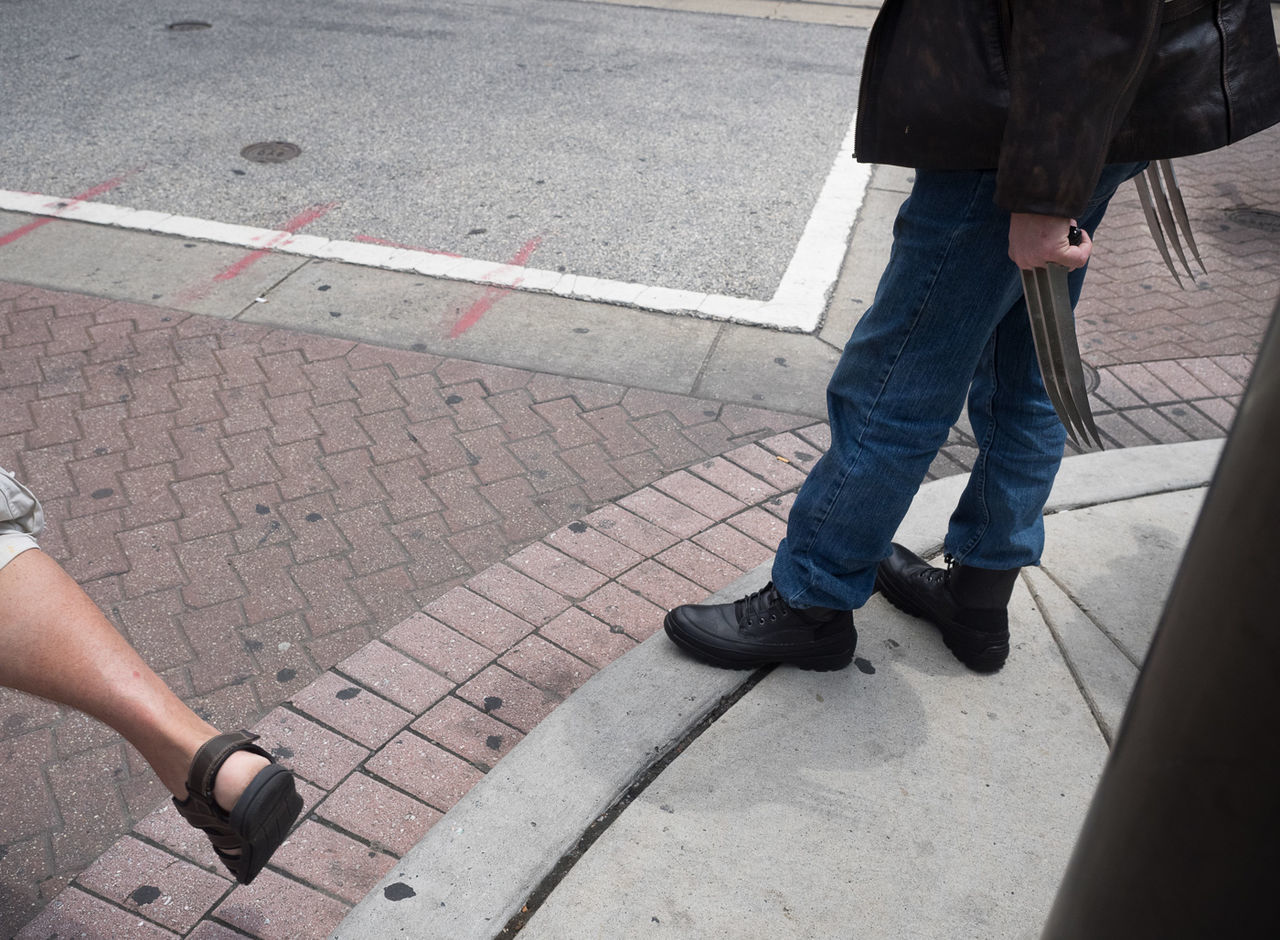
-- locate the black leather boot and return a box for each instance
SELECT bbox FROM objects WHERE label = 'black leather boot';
[664,582,856,671]
[874,543,1018,672]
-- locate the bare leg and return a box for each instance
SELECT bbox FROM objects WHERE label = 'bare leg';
[0,549,267,811]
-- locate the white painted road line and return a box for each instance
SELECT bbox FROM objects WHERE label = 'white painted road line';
[0,113,868,332]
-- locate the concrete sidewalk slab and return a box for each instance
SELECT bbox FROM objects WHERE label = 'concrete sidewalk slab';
[517,498,1210,938]
[1037,488,1206,665]
[248,258,729,398]
[1027,486,1207,742]
[521,583,1105,939]
[334,440,1218,939]
[0,210,308,320]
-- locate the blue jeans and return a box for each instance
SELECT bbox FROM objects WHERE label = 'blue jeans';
[773,163,1145,610]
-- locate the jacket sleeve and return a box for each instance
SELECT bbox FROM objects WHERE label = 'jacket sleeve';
[994,1,1163,217]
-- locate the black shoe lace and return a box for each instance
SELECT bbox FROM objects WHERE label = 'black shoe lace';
[917,554,954,586]
[733,582,790,629]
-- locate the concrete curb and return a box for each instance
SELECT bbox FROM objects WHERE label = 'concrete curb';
[332,439,1223,939]
[331,566,770,940]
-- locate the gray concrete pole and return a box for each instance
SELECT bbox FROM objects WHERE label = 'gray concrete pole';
[1042,299,1280,938]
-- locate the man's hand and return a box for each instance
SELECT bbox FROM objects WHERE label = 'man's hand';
[1009,213,1092,271]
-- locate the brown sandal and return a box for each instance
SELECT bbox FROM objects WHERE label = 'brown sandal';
[172,730,303,885]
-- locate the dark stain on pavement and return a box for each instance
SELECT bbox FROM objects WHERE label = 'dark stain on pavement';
[384,882,416,901]
[130,886,161,906]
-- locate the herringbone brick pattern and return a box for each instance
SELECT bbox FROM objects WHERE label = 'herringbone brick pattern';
[0,286,808,935]
[14,425,828,939]
[1080,125,1280,368]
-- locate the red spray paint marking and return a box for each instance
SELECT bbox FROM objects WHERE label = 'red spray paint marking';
[450,236,544,339]
[0,171,139,247]
[354,234,462,258]
[174,202,340,305]
[213,202,338,281]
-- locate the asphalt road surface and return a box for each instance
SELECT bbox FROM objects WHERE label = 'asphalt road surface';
[1,0,866,300]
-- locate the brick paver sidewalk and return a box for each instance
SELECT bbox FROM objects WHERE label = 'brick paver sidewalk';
[0,287,811,936]
[1075,125,1280,448]
[3,121,1277,937]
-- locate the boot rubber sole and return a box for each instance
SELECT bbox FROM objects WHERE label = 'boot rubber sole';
[663,612,856,672]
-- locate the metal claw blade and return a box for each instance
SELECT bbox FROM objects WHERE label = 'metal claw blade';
[1041,263,1104,449]
[1145,164,1194,280]
[1021,268,1082,447]
[1156,159,1206,275]
[1134,171,1183,287]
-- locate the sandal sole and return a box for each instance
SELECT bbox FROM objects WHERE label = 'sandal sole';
[228,763,304,885]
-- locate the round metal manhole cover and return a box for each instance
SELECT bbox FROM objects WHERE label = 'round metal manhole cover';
[166,21,212,31]
[1225,207,1280,234]
[240,141,302,164]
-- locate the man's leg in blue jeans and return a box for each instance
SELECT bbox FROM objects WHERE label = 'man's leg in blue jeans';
[943,167,1138,568]
[870,163,1141,670]
[777,163,1140,605]
[665,163,1142,671]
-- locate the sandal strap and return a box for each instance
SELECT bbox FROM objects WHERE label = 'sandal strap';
[184,730,273,803]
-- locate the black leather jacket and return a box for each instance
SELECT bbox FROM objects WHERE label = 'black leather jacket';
[854,0,1280,217]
